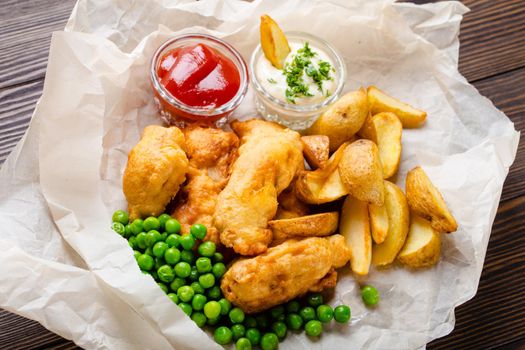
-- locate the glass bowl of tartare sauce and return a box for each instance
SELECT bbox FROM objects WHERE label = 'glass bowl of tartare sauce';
[250,32,346,130]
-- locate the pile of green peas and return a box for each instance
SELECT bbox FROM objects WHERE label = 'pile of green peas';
[111,210,372,349]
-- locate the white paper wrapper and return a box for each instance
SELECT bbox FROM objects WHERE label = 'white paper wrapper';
[0,0,519,349]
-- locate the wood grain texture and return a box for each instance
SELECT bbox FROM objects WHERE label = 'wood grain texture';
[0,0,524,349]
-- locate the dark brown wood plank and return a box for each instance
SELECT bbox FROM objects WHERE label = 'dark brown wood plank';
[0,0,76,88]
[428,195,525,350]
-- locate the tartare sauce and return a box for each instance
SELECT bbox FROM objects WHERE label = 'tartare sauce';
[256,41,337,105]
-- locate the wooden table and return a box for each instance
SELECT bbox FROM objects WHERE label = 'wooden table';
[0,0,523,349]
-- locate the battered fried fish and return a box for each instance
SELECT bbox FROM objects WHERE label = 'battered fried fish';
[221,235,351,313]
[123,125,188,220]
[171,126,239,243]
[213,119,303,255]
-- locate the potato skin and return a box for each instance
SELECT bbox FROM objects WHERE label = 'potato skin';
[307,88,369,152]
[398,215,441,268]
[406,167,458,233]
[372,181,410,266]
[338,139,384,206]
[301,135,330,169]
[367,86,426,128]
[269,212,339,245]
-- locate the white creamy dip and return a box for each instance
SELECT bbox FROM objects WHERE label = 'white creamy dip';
[256,41,337,105]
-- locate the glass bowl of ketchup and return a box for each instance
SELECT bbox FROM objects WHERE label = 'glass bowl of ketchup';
[150,34,249,125]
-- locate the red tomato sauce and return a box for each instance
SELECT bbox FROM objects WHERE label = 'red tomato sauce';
[157,43,241,108]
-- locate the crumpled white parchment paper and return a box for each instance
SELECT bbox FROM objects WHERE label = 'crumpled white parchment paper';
[0,0,519,349]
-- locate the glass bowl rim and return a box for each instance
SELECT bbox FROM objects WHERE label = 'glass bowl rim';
[249,31,346,112]
[150,33,249,117]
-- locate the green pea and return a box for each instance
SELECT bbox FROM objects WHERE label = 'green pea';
[178,302,192,316]
[145,230,161,248]
[130,219,144,235]
[316,305,333,323]
[144,247,153,256]
[212,262,227,279]
[207,286,222,300]
[246,328,261,345]
[198,241,216,257]
[218,298,232,315]
[191,311,207,328]
[229,307,245,324]
[286,313,303,330]
[136,232,147,249]
[170,278,186,292]
[299,306,316,322]
[304,320,322,337]
[334,305,351,323]
[137,254,154,271]
[213,252,224,263]
[270,306,285,321]
[214,326,233,345]
[159,232,167,241]
[157,282,168,293]
[133,250,141,260]
[206,316,219,326]
[204,301,221,319]
[190,281,205,294]
[256,314,270,329]
[174,262,191,278]
[231,324,246,341]
[188,266,200,282]
[179,234,196,251]
[143,217,160,232]
[286,300,300,313]
[112,210,129,225]
[189,224,207,240]
[271,321,287,339]
[164,247,181,265]
[177,286,195,303]
[307,293,323,307]
[150,271,159,281]
[260,333,278,350]
[128,236,137,249]
[157,213,171,231]
[236,337,252,350]
[155,257,165,271]
[165,234,181,248]
[192,294,207,310]
[196,257,212,273]
[180,250,196,264]
[168,293,179,304]
[165,218,181,234]
[244,316,257,328]
[112,222,125,236]
[152,241,168,258]
[124,224,132,238]
[199,273,215,289]
[361,285,380,307]
[157,265,175,283]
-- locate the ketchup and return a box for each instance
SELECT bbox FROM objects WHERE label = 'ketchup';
[157,43,241,108]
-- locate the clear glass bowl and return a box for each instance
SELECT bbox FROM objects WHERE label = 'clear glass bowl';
[249,31,346,130]
[150,34,249,126]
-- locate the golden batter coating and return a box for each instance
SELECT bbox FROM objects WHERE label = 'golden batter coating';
[213,119,304,256]
[123,125,188,220]
[221,235,351,313]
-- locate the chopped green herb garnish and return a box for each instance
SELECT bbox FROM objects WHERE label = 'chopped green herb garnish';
[267,78,277,84]
[282,42,334,103]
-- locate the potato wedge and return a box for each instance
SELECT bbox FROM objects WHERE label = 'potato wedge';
[372,181,409,266]
[369,203,389,244]
[269,212,339,245]
[367,86,426,128]
[260,15,290,69]
[405,167,457,233]
[398,214,441,268]
[301,135,330,169]
[295,142,349,204]
[340,195,372,275]
[307,88,369,152]
[376,113,402,178]
[275,187,310,220]
[338,139,384,205]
